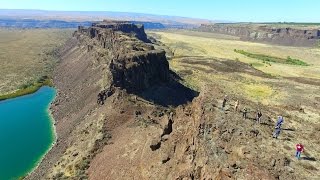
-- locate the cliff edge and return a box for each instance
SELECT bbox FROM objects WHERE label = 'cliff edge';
[199,23,320,46]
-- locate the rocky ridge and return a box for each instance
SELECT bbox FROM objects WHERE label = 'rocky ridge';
[199,23,320,46]
[75,20,173,104]
[26,21,174,179]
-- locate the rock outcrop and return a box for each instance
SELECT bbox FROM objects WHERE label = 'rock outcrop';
[199,23,320,46]
[77,20,151,43]
[75,21,171,103]
[27,21,197,180]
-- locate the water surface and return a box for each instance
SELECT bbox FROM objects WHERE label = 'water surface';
[0,86,56,180]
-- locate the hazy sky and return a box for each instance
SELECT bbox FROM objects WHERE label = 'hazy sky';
[0,0,319,22]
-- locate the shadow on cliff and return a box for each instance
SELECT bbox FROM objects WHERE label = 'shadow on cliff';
[137,70,199,107]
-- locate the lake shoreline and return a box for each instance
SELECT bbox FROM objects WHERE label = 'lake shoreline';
[0,78,53,101]
[23,87,57,179]
[0,86,56,179]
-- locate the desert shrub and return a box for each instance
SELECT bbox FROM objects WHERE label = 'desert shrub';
[52,172,65,180]
[77,159,90,171]
[37,75,49,83]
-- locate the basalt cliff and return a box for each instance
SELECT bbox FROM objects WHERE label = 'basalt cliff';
[26,21,197,179]
[27,21,314,180]
[199,23,320,46]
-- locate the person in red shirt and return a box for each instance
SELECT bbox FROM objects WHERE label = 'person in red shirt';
[295,143,304,159]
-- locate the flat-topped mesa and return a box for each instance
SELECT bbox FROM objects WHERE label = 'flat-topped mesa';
[77,20,150,43]
[74,21,170,102]
[75,21,155,54]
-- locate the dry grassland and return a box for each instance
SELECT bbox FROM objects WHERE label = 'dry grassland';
[0,28,73,95]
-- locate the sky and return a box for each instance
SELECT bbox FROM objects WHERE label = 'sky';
[0,0,319,22]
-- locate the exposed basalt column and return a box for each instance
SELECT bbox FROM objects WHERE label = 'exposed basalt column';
[97,87,115,105]
[110,51,169,93]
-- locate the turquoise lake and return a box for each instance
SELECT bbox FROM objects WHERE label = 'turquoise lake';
[0,86,56,180]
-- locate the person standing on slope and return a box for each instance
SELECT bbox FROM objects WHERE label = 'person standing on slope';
[234,100,239,112]
[275,116,284,128]
[295,143,304,160]
[272,116,283,139]
[222,95,228,111]
[272,125,281,139]
[256,110,262,123]
[242,107,248,119]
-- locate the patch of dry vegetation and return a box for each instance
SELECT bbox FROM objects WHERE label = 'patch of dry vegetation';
[0,76,53,101]
[50,112,108,179]
[153,30,320,79]
[0,28,73,95]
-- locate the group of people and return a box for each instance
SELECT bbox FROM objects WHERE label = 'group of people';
[222,95,262,123]
[221,95,305,160]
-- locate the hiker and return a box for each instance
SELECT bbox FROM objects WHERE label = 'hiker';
[242,107,248,119]
[295,143,304,160]
[275,116,284,128]
[234,100,239,112]
[256,110,262,123]
[222,95,228,110]
[169,111,174,121]
[272,126,281,139]
[272,116,283,138]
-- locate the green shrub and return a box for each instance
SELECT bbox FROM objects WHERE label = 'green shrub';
[0,76,53,101]
[286,56,309,66]
[234,49,309,66]
[37,75,49,83]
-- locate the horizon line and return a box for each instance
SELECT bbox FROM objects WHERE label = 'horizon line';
[0,9,320,24]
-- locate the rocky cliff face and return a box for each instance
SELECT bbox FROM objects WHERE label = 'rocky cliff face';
[199,23,320,46]
[77,20,151,43]
[75,21,170,101]
[26,21,175,179]
[110,50,169,92]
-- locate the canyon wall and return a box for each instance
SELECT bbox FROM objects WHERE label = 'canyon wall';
[27,21,171,179]
[199,23,320,46]
[75,21,170,94]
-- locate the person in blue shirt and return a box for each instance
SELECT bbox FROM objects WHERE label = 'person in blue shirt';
[275,116,283,128]
[273,126,281,138]
[272,116,284,139]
